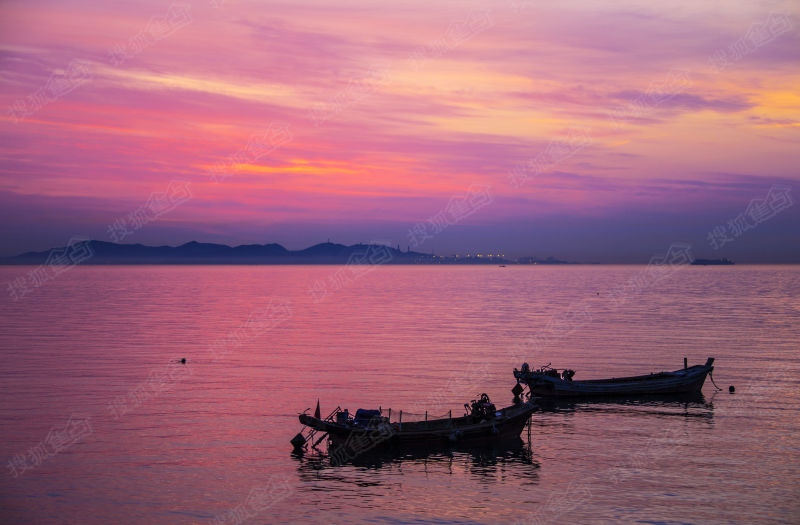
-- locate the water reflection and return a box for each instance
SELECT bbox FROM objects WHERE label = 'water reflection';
[536,392,716,420]
[292,437,541,482]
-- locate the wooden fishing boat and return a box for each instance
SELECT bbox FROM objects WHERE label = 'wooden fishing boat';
[291,394,537,456]
[513,357,715,398]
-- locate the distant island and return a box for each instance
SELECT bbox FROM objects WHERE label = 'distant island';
[516,256,573,265]
[691,258,735,266]
[0,240,532,266]
[1,240,749,266]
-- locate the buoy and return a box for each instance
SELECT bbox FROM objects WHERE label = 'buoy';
[180,358,186,364]
[290,432,307,450]
[511,383,524,397]
[729,385,735,393]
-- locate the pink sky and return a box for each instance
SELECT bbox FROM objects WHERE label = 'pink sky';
[1,0,798,261]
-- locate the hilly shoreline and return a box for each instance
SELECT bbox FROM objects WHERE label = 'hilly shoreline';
[0,240,519,265]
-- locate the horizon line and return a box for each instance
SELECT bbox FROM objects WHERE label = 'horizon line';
[1,238,797,265]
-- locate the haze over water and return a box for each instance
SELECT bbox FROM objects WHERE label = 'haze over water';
[1,264,798,524]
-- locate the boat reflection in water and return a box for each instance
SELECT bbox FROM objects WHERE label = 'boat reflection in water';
[292,436,540,482]
[538,392,717,428]
[537,391,714,413]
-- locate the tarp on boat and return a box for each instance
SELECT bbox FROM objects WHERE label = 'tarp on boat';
[354,409,381,425]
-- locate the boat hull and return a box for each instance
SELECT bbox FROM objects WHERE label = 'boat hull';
[514,358,714,398]
[298,401,537,450]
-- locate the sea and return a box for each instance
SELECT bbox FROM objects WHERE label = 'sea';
[0,264,798,524]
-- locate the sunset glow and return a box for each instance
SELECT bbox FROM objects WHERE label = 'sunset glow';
[1,0,798,261]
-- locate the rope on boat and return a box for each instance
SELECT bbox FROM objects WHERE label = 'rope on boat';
[709,372,723,391]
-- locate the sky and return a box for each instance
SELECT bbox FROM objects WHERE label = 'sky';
[1,0,798,262]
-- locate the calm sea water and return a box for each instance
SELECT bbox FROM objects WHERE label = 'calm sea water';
[0,265,798,524]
